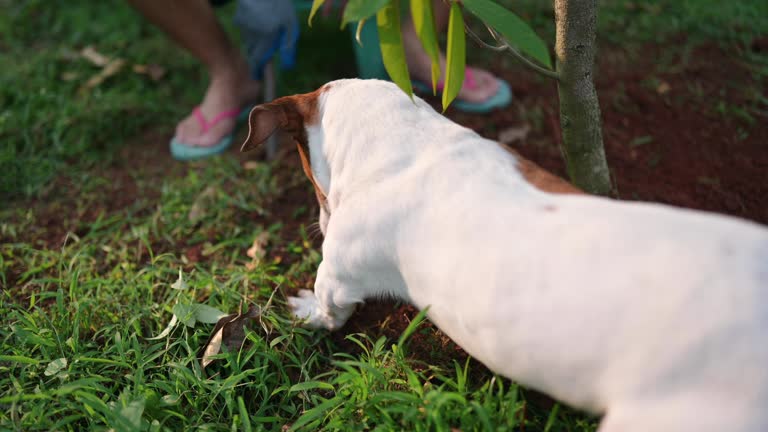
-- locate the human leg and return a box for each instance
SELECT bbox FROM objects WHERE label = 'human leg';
[126,0,261,148]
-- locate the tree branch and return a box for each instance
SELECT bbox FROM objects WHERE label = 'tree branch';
[464,23,560,81]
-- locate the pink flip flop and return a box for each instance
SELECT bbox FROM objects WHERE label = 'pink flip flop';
[170,106,251,161]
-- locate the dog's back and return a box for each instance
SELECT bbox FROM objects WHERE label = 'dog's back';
[324,80,768,431]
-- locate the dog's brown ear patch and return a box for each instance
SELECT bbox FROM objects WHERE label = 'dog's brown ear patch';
[241,106,281,152]
[240,87,325,153]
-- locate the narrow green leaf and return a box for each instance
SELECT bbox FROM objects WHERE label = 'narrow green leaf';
[470,401,494,431]
[397,306,430,348]
[376,0,413,98]
[288,381,335,393]
[308,0,326,26]
[289,397,342,431]
[411,0,441,94]
[544,403,561,432]
[462,0,552,69]
[342,0,389,29]
[238,396,253,432]
[0,355,40,365]
[443,2,466,111]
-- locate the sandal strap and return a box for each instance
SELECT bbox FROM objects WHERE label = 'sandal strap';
[192,106,242,134]
[434,68,478,92]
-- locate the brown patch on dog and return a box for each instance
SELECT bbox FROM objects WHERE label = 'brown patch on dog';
[241,85,329,208]
[296,142,328,211]
[499,143,585,195]
[241,86,325,153]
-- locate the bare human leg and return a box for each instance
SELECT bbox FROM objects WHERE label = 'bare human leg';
[126,0,261,147]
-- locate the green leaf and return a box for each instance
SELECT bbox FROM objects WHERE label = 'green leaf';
[172,303,196,328]
[193,304,227,324]
[443,2,466,111]
[289,397,342,431]
[397,306,430,349]
[411,0,441,94]
[113,398,145,431]
[308,0,326,26]
[341,0,389,29]
[0,355,40,365]
[288,381,335,393]
[44,357,67,376]
[544,403,561,432]
[462,0,552,69]
[376,0,413,98]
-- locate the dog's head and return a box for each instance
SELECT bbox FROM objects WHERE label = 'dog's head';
[241,83,333,234]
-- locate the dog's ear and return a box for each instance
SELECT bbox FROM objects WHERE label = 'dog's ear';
[241,105,282,152]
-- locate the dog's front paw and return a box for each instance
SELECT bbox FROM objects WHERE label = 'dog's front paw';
[287,289,343,330]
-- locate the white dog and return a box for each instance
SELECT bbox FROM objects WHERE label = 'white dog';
[241,79,768,432]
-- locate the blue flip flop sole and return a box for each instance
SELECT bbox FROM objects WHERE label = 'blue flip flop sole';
[169,107,252,161]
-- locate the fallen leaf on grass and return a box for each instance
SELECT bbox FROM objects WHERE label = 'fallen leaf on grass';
[171,268,188,290]
[245,232,270,270]
[60,72,79,82]
[498,124,531,145]
[80,45,111,67]
[173,302,228,328]
[242,161,260,170]
[199,304,261,369]
[78,58,126,94]
[132,63,166,81]
[656,81,671,95]
[44,358,68,376]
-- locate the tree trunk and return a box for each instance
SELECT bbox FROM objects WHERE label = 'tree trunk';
[554,0,612,196]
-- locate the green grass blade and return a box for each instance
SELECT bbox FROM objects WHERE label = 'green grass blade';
[289,396,342,431]
[397,306,430,349]
[443,2,466,111]
[411,0,441,94]
[377,0,414,98]
[462,0,552,69]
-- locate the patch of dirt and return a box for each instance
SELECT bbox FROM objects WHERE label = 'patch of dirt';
[452,41,768,224]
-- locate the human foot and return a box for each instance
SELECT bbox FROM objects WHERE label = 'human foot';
[402,23,504,106]
[173,59,261,148]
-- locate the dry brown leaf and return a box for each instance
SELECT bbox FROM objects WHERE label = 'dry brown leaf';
[242,161,260,171]
[498,124,531,145]
[78,58,126,94]
[132,63,166,81]
[80,45,111,67]
[245,232,270,270]
[656,81,671,95]
[199,304,261,369]
[60,72,79,82]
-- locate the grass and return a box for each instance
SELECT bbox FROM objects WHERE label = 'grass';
[1,0,766,430]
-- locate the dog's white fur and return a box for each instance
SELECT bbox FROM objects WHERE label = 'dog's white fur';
[245,79,768,432]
